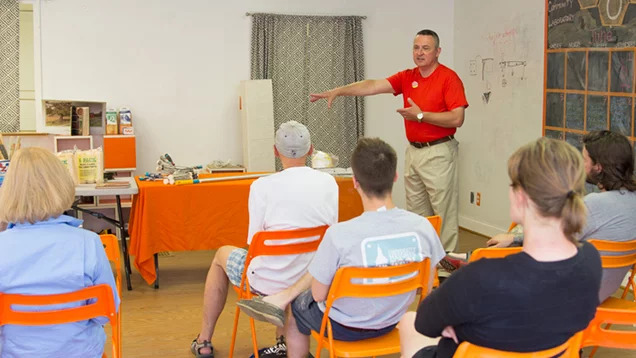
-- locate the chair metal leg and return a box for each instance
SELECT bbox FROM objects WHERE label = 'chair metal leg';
[115,195,133,291]
[228,302,242,358]
[154,253,159,289]
[249,317,259,358]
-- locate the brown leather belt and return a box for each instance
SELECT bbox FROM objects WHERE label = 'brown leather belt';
[410,135,454,148]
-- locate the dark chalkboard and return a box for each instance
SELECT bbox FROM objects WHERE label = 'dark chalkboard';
[586,95,608,131]
[545,129,564,140]
[611,51,634,92]
[548,53,565,89]
[566,94,585,130]
[546,93,565,127]
[565,132,583,152]
[610,96,632,136]
[588,51,609,92]
[548,1,636,49]
[567,52,586,90]
[633,143,636,172]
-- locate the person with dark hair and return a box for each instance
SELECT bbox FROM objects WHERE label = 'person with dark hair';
[398,137,602,358]
[237,137,445,358]
[468,130,636,302]
[309,29,468,254]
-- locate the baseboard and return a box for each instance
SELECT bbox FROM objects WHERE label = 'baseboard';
[459,226,490,239]
[459,215,507,238]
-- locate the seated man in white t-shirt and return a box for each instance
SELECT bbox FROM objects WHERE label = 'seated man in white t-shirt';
[190,121,339,358]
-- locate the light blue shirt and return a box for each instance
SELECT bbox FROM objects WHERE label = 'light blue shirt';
[309,208,445,329]
[0,215,120,358]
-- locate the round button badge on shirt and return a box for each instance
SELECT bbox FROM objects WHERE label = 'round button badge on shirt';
[412,81,418,88]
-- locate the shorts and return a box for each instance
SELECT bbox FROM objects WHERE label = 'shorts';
[226,248,248,288]
[290,290,396,342]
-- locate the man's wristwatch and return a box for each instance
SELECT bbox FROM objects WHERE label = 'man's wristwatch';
[416,112,424,123]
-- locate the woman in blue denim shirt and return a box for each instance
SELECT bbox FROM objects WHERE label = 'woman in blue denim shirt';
[0,147,120,358]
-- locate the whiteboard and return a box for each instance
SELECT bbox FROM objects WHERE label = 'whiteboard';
[454,0,545,236]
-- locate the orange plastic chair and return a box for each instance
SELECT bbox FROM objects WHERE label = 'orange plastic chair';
[427,215,442,236]
[311,258,431,358]
[100,234,122,298]
[453,331,583,358]
[581,298,636,351]
[100,234,123,357]
[584,239,636,357]
[588,239,636,300]
[0,284,119,358]
[468,247,523,262]
[426,215,442,288]
[228,225,329,358]
[507,222,518,232]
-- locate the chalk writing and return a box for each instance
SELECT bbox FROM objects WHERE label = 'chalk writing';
[548,0,574,13]
[549,14,575,28]
[615,41,636,48]
[591,29,615,45]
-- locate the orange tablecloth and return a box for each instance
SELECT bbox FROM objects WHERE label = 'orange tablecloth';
[128,172,363,285]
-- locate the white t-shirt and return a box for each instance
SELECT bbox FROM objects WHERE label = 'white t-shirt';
[246,166,339,295]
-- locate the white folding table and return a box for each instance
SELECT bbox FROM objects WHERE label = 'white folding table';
[73,177,139,290]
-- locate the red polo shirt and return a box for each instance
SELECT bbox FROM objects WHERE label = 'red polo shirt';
[387,64,468,143]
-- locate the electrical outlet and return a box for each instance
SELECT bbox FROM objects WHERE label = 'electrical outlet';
[470,192,474,204]
[476,192,481,206]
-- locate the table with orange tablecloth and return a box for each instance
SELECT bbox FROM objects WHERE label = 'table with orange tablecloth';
[128,172,363,287]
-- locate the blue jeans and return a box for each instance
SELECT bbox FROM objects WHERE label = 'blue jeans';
[290,290,396,342]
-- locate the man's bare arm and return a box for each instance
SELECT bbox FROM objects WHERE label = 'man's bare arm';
[310,79,395,108]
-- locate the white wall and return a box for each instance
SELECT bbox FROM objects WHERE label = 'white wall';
[454,0,545,236]
[19,3,36,132]
[36,0,454,209]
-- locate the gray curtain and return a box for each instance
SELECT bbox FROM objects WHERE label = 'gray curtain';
[250,13,365,168]
[0,0,19,132]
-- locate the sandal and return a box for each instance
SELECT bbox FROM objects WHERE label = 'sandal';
[190,336,214,358]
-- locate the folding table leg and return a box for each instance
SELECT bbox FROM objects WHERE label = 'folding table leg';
[116,195,133,291]
[154,253,159,289]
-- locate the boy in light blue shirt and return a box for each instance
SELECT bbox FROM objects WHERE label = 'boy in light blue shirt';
[286,138,445,357]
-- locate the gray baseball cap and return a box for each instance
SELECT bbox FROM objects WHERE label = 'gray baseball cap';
[275,121,311,158]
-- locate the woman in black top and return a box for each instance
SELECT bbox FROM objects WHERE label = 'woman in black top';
[398,137,602,358]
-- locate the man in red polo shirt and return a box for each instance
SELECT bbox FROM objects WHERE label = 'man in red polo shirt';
[309,29,468,252]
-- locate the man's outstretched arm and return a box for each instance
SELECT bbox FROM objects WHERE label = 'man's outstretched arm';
[310,79,395,108]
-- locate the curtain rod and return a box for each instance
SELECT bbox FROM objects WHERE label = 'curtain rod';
[245,12,366,19]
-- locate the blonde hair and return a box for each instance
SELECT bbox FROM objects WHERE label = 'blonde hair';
[0,147,75,224]
[508,137,586,243]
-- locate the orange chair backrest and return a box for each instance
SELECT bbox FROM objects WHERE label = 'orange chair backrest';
[317,259,431,353]
[587,239,636,269]
[582,303,636,350]
[100,234,122,297]
[469,247,523,262]
[426,215,442,288]
[239,225,329,295]
[453,331,583,358]
[508,222,518,232]
[324,258,431,304]
[426,215,442,236]
[245,225,329,265]
[0,284,119,358]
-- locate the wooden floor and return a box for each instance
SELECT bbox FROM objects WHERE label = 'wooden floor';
[107,229,636,358]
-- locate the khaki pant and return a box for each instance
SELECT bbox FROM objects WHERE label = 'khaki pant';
[405,138,459,252]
